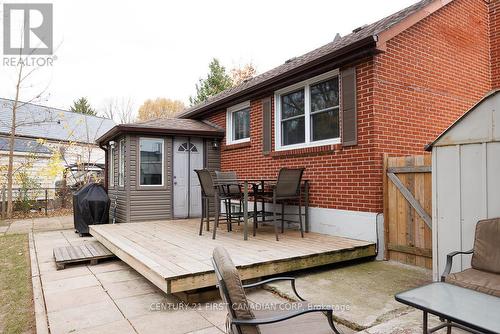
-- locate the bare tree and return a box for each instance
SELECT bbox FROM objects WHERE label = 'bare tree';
[101,97,136,124]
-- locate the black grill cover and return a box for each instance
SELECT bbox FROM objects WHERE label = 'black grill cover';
[73,183,110,235]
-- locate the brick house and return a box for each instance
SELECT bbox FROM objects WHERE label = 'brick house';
[176,0,499,241]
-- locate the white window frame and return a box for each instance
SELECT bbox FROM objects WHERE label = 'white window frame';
[139,137,164,187]
[274,69,341,151]
[226,100,251,145]
[109,146,115,188]
[118,139,125,187]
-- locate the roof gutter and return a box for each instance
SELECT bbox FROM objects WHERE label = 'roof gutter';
[179,35,378,119]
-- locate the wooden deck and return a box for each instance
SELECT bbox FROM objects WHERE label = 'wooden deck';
[89,220,376,294]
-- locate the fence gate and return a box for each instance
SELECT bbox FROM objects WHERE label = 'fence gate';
[383,154,432,269]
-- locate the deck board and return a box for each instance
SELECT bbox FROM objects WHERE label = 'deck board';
[90,219,376,293]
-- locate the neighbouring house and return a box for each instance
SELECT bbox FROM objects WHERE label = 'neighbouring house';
[426,89,500,280]
[0,98,115,191]
[98,0,499,246]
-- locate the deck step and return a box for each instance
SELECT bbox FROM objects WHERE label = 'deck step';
[53,241,116,270]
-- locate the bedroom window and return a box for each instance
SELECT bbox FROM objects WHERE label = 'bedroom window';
[118,139,125,186]
[275,69,340,150]
[139,138,164,186]
[226,101,250,145]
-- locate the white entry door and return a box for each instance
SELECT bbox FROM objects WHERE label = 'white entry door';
[173,137,204,218]
[189,138,203,217]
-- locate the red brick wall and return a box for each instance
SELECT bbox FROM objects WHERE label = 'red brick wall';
[491,0,500,89]
[203,0,491,214]
[373,0,491,157]
[206,59,380,213]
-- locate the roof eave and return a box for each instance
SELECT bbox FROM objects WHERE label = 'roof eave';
[179,35,378,119]
[96,124,225,145]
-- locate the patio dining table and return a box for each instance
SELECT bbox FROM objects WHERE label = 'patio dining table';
[213,178,310,240]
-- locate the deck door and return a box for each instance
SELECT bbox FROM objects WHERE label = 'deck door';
[173,137,204,218]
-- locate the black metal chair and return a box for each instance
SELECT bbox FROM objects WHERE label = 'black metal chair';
[212,246,342,334]
[253,168,305,241]
[215,171,243,227]
[195,169,234,239]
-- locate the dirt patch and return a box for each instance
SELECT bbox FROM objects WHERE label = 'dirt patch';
[0,234,35,334]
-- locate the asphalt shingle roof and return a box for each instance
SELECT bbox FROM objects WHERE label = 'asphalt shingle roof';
[0,136,52,154]
[0,98,115,144]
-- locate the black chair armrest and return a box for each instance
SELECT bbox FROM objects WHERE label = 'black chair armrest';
[441,249,474,281]
[243,277,305,301]
[232,307,333,326]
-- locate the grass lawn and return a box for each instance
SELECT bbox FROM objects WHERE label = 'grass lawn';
[0,234,35,334]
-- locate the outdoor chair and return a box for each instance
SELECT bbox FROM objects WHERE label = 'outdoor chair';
[215,171,243,228]
[253,168,305,241]
[195,169,235,238]
[212,246,342,334]
[441,217,500,297]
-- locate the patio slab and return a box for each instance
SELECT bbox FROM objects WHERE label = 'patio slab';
[30,226,442,334]
[265,260,432,330]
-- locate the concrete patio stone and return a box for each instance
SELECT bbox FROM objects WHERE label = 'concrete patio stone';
[185,327,225,334]
[129,309,212,334]
[41,266,91,283]
[95,268,142,283]
[102,277,159,299]
[47,299,124,333]
[44,285,109,313]
[114,292,169,318]
[87,260,128,274]
[72,319,137,334]
[43,273,100,294]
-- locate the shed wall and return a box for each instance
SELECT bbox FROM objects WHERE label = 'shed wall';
[432,142,500,280]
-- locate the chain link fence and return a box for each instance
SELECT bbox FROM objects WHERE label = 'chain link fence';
[0,186,73,219]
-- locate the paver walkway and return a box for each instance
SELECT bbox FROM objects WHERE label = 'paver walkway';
[1,215,73,235]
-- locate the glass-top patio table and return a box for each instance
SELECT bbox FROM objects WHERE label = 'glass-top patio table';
[213,178,310,240]
[395,282,500,334]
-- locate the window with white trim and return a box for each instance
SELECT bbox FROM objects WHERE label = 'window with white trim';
[109,146,115,187]
[226,101,250,145]
[275,69,340,150]
[118,139,125,187]
[139,138,164,186]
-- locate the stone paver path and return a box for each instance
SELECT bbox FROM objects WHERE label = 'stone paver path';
[31,229,296,334]
[1,215,73,235]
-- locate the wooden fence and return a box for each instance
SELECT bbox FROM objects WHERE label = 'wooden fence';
[383,154,432,269]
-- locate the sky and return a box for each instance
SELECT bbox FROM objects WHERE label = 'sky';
[0,0,417,117]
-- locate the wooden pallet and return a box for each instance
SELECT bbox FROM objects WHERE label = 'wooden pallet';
[53,241,116,270]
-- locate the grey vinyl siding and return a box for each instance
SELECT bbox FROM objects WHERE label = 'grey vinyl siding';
[206,139,221,172]
[128,135,172,222]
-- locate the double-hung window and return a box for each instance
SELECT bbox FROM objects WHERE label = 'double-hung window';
[226,101,250,145]
[139,138,164,186]
[275,69,340,150]
[118,139,125,187]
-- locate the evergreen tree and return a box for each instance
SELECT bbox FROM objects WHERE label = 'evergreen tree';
[189,58,233,106]
[70,97,96,116]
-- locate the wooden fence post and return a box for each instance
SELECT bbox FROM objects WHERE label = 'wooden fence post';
[45,189,48,216]
[1,185,5,220]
